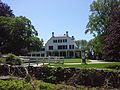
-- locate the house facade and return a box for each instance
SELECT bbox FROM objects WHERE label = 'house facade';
[28,31,80,58]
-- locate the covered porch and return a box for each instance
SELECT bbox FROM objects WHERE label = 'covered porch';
[46,49,80,58]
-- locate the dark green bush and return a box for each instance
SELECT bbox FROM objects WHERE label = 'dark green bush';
[6,53,22,65]
[25,74,32,83]
[106,65,120,70]
[0,80,76,90]
[0,57,5,63]
[14,57,22,65]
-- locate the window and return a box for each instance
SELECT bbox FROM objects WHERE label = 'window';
[69,45,74,49]
[63,45,67,49]
[58,39,62,43]
[41,48,45,51]
[53,40,57,43]
[49,46,53,50]
[58,45,67,50]
[72,45,74,49]
[63,39,67,43]
[58,45,62,49]
[69,45,71,49]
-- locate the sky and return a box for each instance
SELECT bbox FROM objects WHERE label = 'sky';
[2,0,94,43]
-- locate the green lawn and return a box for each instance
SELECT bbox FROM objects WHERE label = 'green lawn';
[24,58,90,63]
[64,58,90,63]
[48,62,120,70]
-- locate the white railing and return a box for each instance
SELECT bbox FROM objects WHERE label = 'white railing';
[19,56,64,65]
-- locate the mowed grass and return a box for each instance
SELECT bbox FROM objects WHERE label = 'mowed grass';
[49,62,120,70]
[25,58,90,63]
[64,58,90,63]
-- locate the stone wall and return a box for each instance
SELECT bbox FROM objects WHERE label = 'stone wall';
[0,65,120,88]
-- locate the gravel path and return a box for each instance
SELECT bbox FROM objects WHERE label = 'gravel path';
[64,60,111,65]
[88,60,112,64]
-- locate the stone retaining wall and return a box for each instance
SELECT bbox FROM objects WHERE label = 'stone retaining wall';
[0,65,120,88]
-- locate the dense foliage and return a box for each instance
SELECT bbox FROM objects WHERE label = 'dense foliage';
[86,0,120,60]
[87,37,103,59]
[85,0,120,36]
[0,57,5,63]
[6,53,22,65]
[0,80,76,90]
[0,16,43,55]
[75,40,88,50]
[103,6,120,61]
[0,1,14,17]
[0,1,43,55]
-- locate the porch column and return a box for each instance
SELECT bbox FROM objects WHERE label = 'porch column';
[66,51,67,58]
[68,51,69,57]
[31,53,32,57]
[59,51,60,57]
[53,51,55,56]
[51,51,53,56]
[73,51,75,58]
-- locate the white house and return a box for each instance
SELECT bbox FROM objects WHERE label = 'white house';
[28,31,80,58]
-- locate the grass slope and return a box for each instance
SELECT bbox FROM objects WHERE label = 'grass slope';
[49,62,120,70]
[64,58,90,63]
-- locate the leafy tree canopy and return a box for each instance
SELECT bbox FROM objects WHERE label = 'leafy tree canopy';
[75,40,88,50]
[0,1,14,17]
[85,0,120,60]
[0,16,43,55]
[103,6,120,61]
[85,0,120,36]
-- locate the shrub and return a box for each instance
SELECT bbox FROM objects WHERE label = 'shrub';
[0,80,76,90]
[14,57,22,65]
[0,57,5,63]
[6,53,22,65]
[25,74,32,83]
[106,65,120,70]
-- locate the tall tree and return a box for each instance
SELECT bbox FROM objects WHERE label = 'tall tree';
[103,6,120,61]
[0,1,14,53]
[0,16,43,55]
[75,40,81,49]
[0,1,14,16]
[0,1,42,55]
[85,0,120,36]
[85,0,120,59]
[80,40,88,50]
[75,40,88,50]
